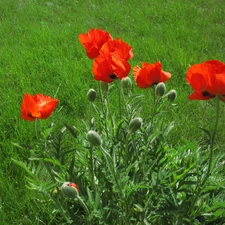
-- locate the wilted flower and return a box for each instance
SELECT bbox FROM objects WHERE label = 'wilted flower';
[87,130,102,146]
[21,93,58,121]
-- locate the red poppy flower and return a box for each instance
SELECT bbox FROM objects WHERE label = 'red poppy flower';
[21,93,59,121]
[92,38,134,83]
[78,28,113,59]
[186,60,225,100]
[133,62,171,88]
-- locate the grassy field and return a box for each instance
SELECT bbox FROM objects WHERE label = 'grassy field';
[1,0,225,224]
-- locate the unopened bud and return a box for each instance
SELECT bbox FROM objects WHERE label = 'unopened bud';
[87,89,96,102]
[155,82,166,97]
[87,130,102,146]
[100,81,109,93]
[121,77,132,90]
[128,117,143,133]
[61,182,78,198]
[168,90,177,102]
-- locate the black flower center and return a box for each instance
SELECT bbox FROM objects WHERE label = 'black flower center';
[28,113,35,118]
[202,91,212,97]
[109,74,117,80]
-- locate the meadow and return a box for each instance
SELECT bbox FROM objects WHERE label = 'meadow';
[1,0,225,224]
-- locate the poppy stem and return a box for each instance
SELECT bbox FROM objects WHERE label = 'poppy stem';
[98,82,104,113]
[89,102,92,129]
[189,97,220,214]
[117,80,122,120]
[148,86,157,133]
[125,132,130,168]
[98,82,110,135]
[152,85,156,105]
[77,195,90,215]
[106,92,114,129]
[202,96,220,186]
[35,118,39,140]
[89,146,96,195]
[117,79,129,117]
[100,146,122,194]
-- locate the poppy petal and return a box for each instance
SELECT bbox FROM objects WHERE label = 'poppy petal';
[101,38,134,61]
[33,94,59,119]
[133,66,150,88]
[78,28,113,59]
[21,93,41,121]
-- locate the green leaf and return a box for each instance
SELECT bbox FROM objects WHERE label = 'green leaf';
[115,119,125,140]
[163,121,175,137]
[134,204,144,212]
[199,127,211,139]
[29,157,63,167]
[95,188,101,209]
[87,186,94,208]
[11,142,25,149]
[12,159,35,178]
[63,122,78,138]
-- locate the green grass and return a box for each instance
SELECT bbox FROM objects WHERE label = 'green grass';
[0,0,225,224]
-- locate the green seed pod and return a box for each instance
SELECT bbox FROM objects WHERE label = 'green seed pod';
[121,77,132,90]
[87,130,102,146]
[61,182,79,198]
[168,90,177,102]
[155,82,166,97]
[128,117,143,133]
[100,81,109,93]
[87,89,97,102]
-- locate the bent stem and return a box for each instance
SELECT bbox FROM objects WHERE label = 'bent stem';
[77,195,90,216]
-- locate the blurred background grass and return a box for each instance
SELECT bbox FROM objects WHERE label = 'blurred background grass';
[0,0,225,223]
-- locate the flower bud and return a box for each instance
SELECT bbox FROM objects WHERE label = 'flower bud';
[128,117,143,133]
[87,130,102,146]
[168,90,177,102]
[155,82,166,97]
[100,81,109,93]
[87,89,96,102]
[121,77,132,90]
[61,182,79,198]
